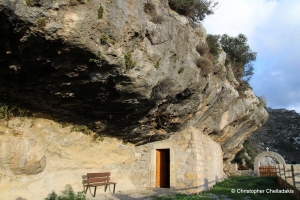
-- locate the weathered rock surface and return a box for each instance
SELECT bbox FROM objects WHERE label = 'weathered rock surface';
[0,0,267,164]
[0,136,46,175]
[0,118,223,199]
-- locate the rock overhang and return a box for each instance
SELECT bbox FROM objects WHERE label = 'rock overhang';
[0,0,268,162]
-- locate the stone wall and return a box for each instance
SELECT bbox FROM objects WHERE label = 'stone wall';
[293,165,300,189]
[225,163,254,176]
[128,127,224,193]
[277,164,300,189]
[147,127,224,193]
[277,164,300,199]
[229,170,255,176]
[0,118,224,199]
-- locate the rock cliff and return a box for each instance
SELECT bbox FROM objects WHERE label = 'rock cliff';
[0,0,267,165]
[248,108,300,164]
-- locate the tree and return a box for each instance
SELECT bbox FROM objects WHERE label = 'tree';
[219,34,256,82]
[168,0,218,21]
[206,34,221,56]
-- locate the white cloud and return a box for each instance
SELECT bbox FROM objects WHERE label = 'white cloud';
[203,0,278,37]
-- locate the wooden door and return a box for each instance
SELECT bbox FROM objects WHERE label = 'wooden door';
[156,149,170,188]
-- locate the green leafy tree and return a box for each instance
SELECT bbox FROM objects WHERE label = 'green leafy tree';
[219,34,257,82]
[168,0,218,21]
[206,34,220,56]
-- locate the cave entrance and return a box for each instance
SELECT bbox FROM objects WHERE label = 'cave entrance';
[156,149,170,188]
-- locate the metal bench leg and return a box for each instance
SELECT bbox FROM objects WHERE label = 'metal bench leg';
[104,184,108,192]
[93,186,97,197]
[113,184,116,193]
[85,186,89,194]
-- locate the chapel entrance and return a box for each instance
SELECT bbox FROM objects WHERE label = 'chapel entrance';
[156,149,170,188]
[254,150,286,176]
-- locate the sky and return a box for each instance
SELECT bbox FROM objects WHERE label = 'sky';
[202,0,300,113]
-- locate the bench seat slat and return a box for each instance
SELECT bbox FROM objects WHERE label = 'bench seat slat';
[87,177,110,183]
[85,182,116,187]
[87,172,110,177]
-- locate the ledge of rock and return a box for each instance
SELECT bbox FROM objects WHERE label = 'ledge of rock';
[0,0,268,163]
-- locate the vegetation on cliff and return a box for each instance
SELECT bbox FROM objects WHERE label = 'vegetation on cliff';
[220,34,257,83]
[206,33,257,93]
[168,0,218,21]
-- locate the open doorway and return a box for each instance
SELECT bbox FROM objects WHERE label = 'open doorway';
[156,149,170,188]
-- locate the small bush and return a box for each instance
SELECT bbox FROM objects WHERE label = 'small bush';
[25,0,34,6]
[37,17,46,29]
[0,103,30,123]
[258,96,267,108]
[97,51,105,60]
[178,67,184,74]
[236,80,251,96]
[196,42,209,55]
[206,34,220,56]
[150,15,164,24]
[45,184,86,200]
[196,57,213,76]
[124,52,136,69]
[98,3,104,19]
[168,0,218,21]
[144,3,156,16]
[0,104,14,121]
[232,139,260,169]
[93,134,104,142]
[71,125,92,135]
[154,58,161,69]
[100,35,108,44]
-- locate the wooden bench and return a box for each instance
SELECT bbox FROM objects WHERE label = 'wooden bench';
[84,172,117,197]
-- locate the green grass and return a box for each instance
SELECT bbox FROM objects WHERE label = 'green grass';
[152,176,297,200]
[152,193,211,200]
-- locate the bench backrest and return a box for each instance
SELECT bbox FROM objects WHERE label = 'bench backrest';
[86,172,110,184]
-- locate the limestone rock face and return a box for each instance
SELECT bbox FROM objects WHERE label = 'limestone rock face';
[0,118,224,199]
[0,0,268,163]
[249,108,300,164]
[0,136,46,175]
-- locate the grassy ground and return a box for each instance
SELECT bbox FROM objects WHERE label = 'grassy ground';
[152,176,297,200]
